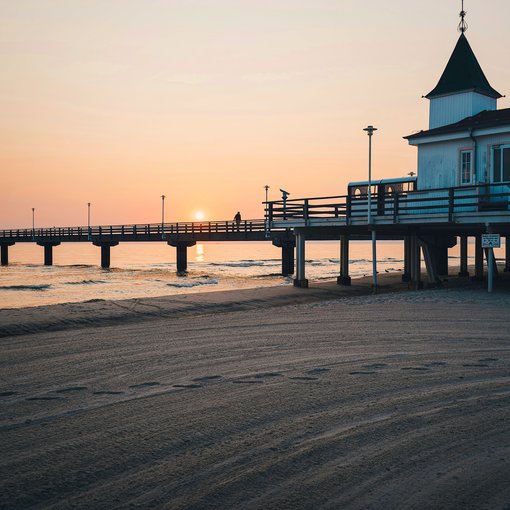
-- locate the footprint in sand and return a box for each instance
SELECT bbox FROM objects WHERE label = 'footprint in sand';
[26,396,63,401]
[93,391,124,395]
[425,362,447,367]
[362,363,388,369]
[462,363,489,368]
[0,391,16,397]
[232,380,264,384]
[55,386,88,393]
[253,372,283,379]
[129,382,160,389]
[289,376,319,381]
[478,358,499,362]
[306,368,331,375]
[192,375,222,383]
[173,384,202,389]
[350,371,377,375]
[401,367,430,371]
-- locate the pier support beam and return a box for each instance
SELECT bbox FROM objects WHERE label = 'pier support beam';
[93,241,119,269]
[473,235,484,281]
[337,235,351,286]
[37,241,61,266]
[167,240,196,275]
[505,236,510,272]
[458,236,469,277]
[409,235,423,290]
[272,237,295,276]
[294,232,308,288]
[1,242,14,266]
[402,236,411,282]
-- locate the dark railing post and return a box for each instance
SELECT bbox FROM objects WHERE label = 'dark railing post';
[393,192,399,222]
[448,188,454,222]
[346,195,352,221]
[269,203,273,222]
[304,199,309,222]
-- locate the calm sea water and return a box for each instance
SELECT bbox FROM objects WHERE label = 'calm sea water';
[0,239,496,309]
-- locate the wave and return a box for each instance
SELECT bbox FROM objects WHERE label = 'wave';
[0,284,51,291]
[166,278,219,289]
[64,280,107,285]
[209,261,279,268]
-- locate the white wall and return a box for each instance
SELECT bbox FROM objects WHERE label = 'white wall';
[429,92,496,129]
[417,131,510,190]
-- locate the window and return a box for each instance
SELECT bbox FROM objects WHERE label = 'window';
[492,145,510,183]
[460,150,473,184]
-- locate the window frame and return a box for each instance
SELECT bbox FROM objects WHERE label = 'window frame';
[491,145,510,184]
[459,149,474,185]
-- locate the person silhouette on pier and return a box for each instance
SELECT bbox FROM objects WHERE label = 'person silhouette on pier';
[234,211,241,231]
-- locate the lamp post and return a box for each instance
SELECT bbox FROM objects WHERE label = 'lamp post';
[161,195,166,239]
[264,185,270,238]
[363,125,378,292]
[87,202,91,240]
[32,208,35,240]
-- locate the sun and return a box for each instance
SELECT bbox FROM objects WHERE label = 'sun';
[194,211,205,221]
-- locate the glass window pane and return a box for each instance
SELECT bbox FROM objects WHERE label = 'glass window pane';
[461,151,471,184]
[503,148,510,182]
[493,148,501,182]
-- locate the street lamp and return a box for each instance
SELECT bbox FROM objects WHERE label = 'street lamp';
[363,125,378,292]
[32,208,35,240]
[161,195,166,239]
[264,185,270,238]
[87,202,91,240]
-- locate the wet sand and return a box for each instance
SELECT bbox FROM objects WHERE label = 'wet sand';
[1,274,509,509]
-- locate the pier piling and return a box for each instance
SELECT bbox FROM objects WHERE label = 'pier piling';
[93,241,119,269]
[458,236,469,277]
[272,237,295,276]
[293,232,308,288]
[337,235,351,286]
[473,235,484,281]
[167,240,196,275]
[1,243,14,266]
[37,242,61,266]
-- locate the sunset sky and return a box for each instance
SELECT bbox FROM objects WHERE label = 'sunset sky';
[2,0,509,228]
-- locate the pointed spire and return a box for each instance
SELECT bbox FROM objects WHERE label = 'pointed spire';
[426,32,502,99]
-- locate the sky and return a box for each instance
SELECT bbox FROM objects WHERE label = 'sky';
[1,0,509,228]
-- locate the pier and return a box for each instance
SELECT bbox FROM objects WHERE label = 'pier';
[0,219,299,274]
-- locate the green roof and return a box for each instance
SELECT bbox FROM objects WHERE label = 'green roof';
[426,33,502,99]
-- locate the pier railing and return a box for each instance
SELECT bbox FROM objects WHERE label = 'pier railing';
[267,183,510,223]
[0,219,278,241]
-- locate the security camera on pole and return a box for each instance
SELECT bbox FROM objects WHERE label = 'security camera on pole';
[363,125,378,292]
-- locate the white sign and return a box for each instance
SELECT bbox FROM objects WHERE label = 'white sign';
[481,233,500,248]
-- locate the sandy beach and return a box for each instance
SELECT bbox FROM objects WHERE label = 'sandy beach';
[1,274,509,509]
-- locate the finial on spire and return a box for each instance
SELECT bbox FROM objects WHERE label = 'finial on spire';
[458,0,468,33]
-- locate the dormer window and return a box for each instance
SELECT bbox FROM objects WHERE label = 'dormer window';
[460,150,473,185]
[492,145,510,183]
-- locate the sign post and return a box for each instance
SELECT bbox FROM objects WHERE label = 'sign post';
[482,233,500,293]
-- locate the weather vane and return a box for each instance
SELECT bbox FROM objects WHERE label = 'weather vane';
[458,0,468,33]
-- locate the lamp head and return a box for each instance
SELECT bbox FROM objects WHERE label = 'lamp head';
[363,125,378,136]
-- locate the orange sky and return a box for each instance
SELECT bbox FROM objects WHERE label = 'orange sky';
[2,0,509,228]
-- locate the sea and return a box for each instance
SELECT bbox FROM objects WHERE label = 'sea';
[0,240,499,309]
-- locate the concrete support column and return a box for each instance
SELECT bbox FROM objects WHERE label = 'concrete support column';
[37,242,61,266]
[409,235,422,290]
[458,236,469,277]
[294,232,308,288]
[337,235,351,286]
[505,236,510,272]
[167,240,196,275]
[402,236,411,282]
[473,235,484,281]
[272,237,296,276]
[1,243,14,266]
[485,248,499,279]
[93,241,119,269]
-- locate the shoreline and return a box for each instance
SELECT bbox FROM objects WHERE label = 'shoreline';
[0,268,503,338]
